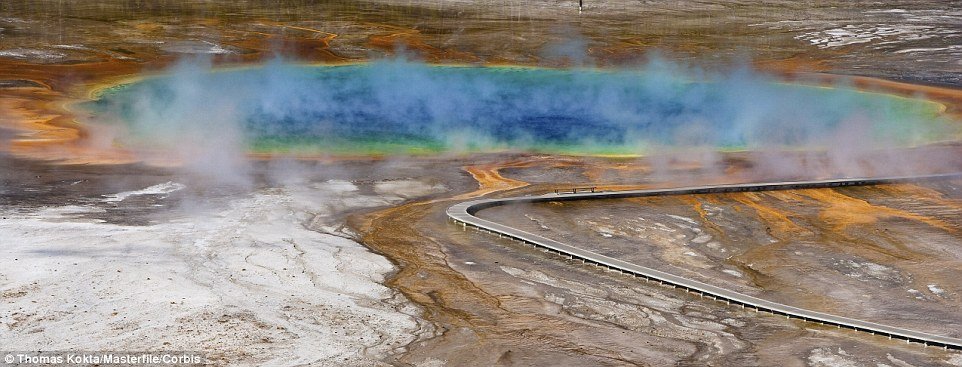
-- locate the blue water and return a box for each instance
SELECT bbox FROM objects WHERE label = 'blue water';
[89,62,949,155]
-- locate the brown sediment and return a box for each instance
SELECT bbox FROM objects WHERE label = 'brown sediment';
[734,186,941,266]
[456,161,531,199]
[256,21,340,47]
[796,187,957,233]
[728,183,962,324]
[367,28,481,64]
[582,160,652,183]
[350,157,723,365]
[875,183,962,209]
[430,154,962,358]
[677,194,739,245]
[349,156,552,304]
[731,192,809,237]
[753,55,835,75]
[0,82,137,164]
[727,190,850,308]
[349,164,564,364]
[352,199,506,326]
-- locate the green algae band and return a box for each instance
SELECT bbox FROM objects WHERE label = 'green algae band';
[90,62,952,156]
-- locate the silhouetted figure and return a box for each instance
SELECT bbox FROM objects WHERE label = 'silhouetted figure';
[579,0,583,12]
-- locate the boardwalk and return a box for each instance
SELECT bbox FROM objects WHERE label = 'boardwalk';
[447,173,962,350]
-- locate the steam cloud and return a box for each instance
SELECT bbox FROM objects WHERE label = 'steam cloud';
[89,55,958,182]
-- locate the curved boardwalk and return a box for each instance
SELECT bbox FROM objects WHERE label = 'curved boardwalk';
[447,173,962,350]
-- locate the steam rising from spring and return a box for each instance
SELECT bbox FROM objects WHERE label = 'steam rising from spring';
[89,57,956,179]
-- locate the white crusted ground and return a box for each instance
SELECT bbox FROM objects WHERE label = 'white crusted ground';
[0,180,437,366]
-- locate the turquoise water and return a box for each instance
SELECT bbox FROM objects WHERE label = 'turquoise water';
[88,62,953,155]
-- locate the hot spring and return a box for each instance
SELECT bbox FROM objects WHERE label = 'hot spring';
[87,61,955,156]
